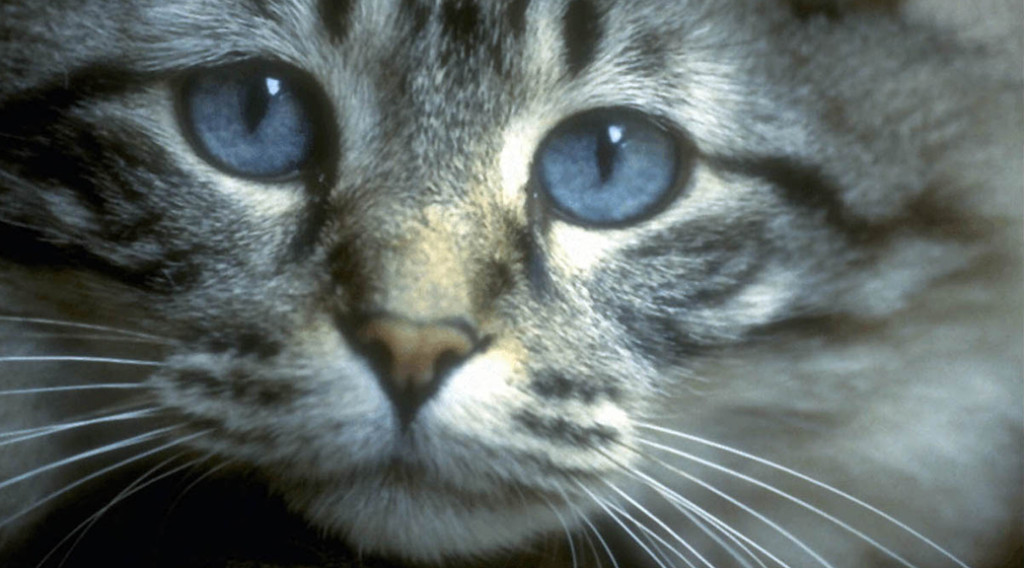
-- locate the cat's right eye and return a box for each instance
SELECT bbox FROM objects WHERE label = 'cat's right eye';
[179,62,323,180]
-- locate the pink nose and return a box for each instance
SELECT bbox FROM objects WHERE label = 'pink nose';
[356,316,476,423]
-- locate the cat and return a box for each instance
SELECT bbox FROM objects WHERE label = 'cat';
[0,0,1020,567]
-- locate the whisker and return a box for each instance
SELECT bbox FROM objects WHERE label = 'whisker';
[636,423,969,568]
[577,482,675,568]
[0,315,172,343]
[640,437,919,568]
[163,457,229,519]
[0,384,149,397]
[572,509,604,568]
[569,502,620,568]
[0,356,163,366]
[602,480,712,568]
[0,426,180,492]
[41,453,188,568]
[603,496,695,568]
[637,524,682,568]
[537,492,579,568]
[43,452,211,568]
[628,447,834,568]
[0,332,169,344]
[0,408,159,446]
[623,465,790,568]
[0,429,210,531]
[597,444,776,568]
[674,499,765,568]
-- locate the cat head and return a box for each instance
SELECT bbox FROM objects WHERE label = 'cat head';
[0,0,1016,561]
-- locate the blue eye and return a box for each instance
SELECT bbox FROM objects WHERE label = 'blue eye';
[181,63,320,179]
[534,109,692,226]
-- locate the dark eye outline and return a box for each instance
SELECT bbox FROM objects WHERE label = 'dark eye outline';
[530,107,696,229]
[175,60,333,183]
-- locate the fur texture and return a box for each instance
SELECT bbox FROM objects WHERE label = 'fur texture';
[0,1,1020,567]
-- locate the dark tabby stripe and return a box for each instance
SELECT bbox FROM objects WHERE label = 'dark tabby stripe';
[530,370,620,403]
[514,411,619,446]
[788,0,904,20]
[318,0,356,44]
[440,0,514,74]
[400,0,432,35]
[176,369,299,407]
[325,234,371,309]
[708,155,870,237]
[562,0,603,77]
[0,222,203,294]
[200,329,286,359]
[608,305,705,363]
[517,224,555,299]
[441,0,482,51]
[505,0,532,38]
[627,29,671,78]
[0,66,203,292]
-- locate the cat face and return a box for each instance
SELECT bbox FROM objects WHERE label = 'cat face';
[1,0,1020,566]
[152,2,750,556]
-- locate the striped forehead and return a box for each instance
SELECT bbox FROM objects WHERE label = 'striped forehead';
[270,0,607,77]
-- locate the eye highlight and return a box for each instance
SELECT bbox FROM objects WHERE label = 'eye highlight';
[179,62,324,179]
[533,108,693,227]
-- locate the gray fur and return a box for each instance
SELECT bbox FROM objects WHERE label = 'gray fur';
[0,1,1020,567]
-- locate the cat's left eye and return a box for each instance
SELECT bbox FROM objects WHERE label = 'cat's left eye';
[533,108,694,227]
[179,62,324,180]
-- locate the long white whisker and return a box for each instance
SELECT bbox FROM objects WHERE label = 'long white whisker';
[598,444,771,568]
[625,465,788,568]
[44,453,210,568]
[164,457,229,518]
[640,437,919,568]
[572,509,604,568]
[577,482,675,568]
[605,447,751,567]
[602,480,713,568]
[602,496,695,568]
[0,426,179,492]
[40,453,187,568]
[0,384,149,397]
[0,409,159,446]
[569,502,620,568]
[636,423,969,568]
[538,492,579,568]
[675,497,765,568]
[0,429,210,530]
[633,448,834,568]
[0,332,168,344]
[0,315,172,342]
[0,356,163,366]
[637,522,682,568]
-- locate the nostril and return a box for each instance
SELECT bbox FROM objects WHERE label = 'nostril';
[433,349,465,382]
[360,339,394,385]
[354,316,478,424]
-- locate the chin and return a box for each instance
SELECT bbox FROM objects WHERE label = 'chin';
[281,475,571,562]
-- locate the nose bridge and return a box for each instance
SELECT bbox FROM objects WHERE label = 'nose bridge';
[352,209,485,425]
[375,210,474,322]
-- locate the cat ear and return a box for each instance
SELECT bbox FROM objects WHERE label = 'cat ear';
[786,0,903,19]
